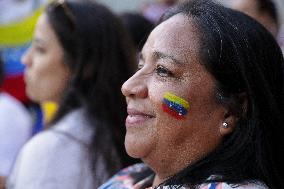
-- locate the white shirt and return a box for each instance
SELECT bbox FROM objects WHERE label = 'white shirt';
[7,109,110,189]
[0,92,32,176]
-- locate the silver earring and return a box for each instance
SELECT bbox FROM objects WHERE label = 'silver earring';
[222,122,229,128]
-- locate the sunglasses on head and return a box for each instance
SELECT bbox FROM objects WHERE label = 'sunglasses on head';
[53,0,76,29]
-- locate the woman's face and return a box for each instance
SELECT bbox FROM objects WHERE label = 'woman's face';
[22,13,71,103]
[122,14,229,173]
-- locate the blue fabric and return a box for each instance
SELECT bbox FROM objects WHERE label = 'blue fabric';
[209,183,217,189]
[1,43,30,75]
[31,105,44,136]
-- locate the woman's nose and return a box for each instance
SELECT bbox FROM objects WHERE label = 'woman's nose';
[121,73,148,99]
[21,47,32,67]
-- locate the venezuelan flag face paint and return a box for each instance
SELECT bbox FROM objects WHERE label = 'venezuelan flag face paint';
[162,92,190,120]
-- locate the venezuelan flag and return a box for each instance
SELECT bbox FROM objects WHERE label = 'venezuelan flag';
[162,92,190,120]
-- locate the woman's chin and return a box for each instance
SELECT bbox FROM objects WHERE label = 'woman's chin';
[125,137,142,158]
[26,91,40,103]
[124,134,152,159]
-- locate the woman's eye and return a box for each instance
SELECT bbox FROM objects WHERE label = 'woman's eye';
[32,43,46,54]
[35,46,46,54]
[156,65,172,77]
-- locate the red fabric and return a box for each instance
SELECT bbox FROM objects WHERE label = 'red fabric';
[0,74,29,103]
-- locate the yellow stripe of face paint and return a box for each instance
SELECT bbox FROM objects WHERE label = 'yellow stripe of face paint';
[164,92,190,110]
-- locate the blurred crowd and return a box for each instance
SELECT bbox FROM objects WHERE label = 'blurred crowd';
[0,0,284,189]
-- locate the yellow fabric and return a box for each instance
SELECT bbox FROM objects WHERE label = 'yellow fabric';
[42,102,58,124]
[0,6,44,47]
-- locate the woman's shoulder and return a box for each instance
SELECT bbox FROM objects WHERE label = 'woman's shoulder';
[198,182,268,189]
[11,130,69,172]
[11,109,94,175]
[98,163,152,189]
[52,108,94,145]
[15,121,90,168]
[7,127,93,188]
[22,109,92,153]
[160,182,268,189]
[99,165,268,189]
[20,130,61,155]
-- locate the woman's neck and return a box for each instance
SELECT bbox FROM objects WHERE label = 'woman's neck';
[152,174,168,187]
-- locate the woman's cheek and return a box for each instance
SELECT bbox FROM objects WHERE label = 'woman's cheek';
[161,92,190,120]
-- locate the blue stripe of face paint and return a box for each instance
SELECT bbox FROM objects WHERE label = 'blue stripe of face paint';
[163,99,188,115]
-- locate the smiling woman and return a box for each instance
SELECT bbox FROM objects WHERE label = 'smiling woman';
[123,15,223,166]
[99,0,284,189]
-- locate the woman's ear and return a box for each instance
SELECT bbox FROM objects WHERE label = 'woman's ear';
[219,111,238,136]
[219,92,248,136]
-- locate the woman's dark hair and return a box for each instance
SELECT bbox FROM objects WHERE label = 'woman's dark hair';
[45,0,137,183]
[156,0,284,188]
[120,12,154,51]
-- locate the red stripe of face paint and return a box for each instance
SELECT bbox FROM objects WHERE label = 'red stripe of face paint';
[162,103,185,120]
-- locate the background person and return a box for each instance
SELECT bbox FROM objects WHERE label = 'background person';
[229,0,279,38]
[0,0,48,138]
[141,0,178,24]
[99,0,284,188]
[120,12,154,52]
[7,0,136,188]
[0,56,32,189]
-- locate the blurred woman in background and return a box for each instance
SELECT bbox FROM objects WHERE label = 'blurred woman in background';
[7,0,136,188]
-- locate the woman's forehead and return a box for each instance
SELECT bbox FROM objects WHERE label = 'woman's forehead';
[143,14,201,64]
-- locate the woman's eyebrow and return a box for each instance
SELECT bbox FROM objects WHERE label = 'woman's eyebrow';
[33,37,46,46]
[153,51,184,65]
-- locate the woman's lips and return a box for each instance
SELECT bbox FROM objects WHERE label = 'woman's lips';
[126,108,155,127]
[23,72,30,84]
